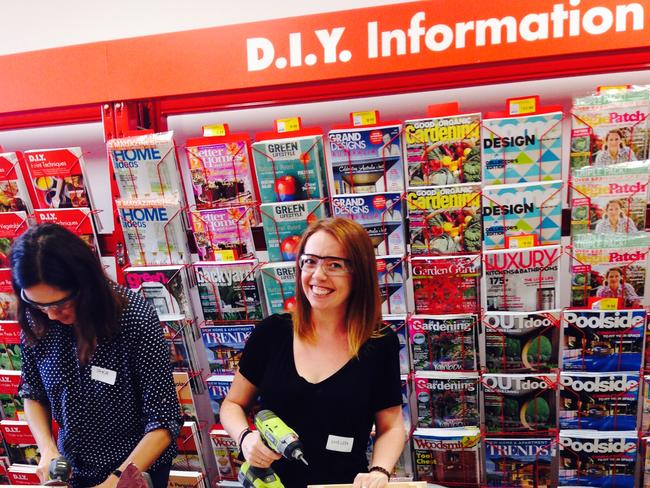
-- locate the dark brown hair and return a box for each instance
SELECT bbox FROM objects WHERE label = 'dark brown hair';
[292,217,382,356]
[10,223,125,364]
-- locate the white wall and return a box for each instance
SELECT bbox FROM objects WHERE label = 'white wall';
[0,0,411,55]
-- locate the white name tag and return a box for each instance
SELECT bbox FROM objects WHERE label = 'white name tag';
[91,366,117,385]
[326,435,354,453]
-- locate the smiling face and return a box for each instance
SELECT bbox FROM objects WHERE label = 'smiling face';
[606,131,622,152]
[606,201,622,222]
[605,269,623,292]
[300,230,352,317]
[22,283,77,325]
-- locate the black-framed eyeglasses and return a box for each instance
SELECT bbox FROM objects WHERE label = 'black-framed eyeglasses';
[20,289,78,313]
[298,254,351,276]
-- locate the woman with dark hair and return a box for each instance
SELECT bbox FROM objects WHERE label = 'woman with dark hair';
[220,218,406,488]
[11,223,181,488]
[594,129,637,166]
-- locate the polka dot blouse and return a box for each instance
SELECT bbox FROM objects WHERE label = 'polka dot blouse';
[19,286,182,487]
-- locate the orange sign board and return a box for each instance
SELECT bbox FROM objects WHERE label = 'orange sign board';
[0,0,648,113]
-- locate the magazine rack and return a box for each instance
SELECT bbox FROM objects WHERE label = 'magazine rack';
[175,368,204,422]
[483,436,558,488]
[175,425,207,473]
[482,313,560,373]
[185,128,259,210]
[328,111,403,194]
[194,261,264,322]
[190,203,257,261]
[480,373,559,436]
[376,255,408,315]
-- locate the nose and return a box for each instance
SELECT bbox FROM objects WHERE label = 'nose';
[311,261,328,278]
[45,308,64,321]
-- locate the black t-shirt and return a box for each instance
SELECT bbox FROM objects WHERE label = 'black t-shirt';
[238,314,402,488]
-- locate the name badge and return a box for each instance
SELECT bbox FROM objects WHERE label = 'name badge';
[326,435,354,453]
[91,366,117,385]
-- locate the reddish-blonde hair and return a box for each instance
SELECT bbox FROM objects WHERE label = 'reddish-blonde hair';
[293,217,382,356]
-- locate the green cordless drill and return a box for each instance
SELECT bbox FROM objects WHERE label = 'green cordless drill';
[238,409,308,488]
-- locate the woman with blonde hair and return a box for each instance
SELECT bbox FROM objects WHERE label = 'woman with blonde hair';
[221,218,406,488]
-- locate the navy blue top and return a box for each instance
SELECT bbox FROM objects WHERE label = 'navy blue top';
[238,314,402,488]
[19,287,181,487]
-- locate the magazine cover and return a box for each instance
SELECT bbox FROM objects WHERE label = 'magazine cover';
[484,437,555,488]
[561,309,645,372]
[0,370,22,420]
[328,124,405,194]
[383,316,409,375]
[376,255,407,315]
[168,470,204,488]
[0,153,32,213]
[0,322,21,371]
[0,270,16,322]
[411,255,480,315]
[559,430,637,488]
[482,180,562,250]
[124,265,194,320]
[34,207,99,255]
[193,260,264,322]
[23,147,90,210]
[483,310,560,373]
[162,319,198,373]
[206,374,234,425]
[174,421,206,473]
[570,94,650,172]
[107,131,185,200]
[261,262,296,315]
[173,372,199,424]
[7,465,40,484]
[481,111,563,185]
[0,420,39,465]
[571,163,649,236]
[408,314,477,372]
[210,428,240,481]
[252,135,328,203]
[200,324,255,374]
[571,241,649,308]
[482,373,558,434]
[412,427,481,486]
[559,372,639,431]
[191,206,256,261]
[0,212,29,267]
[117,197,190,266]
[643,376,650,432]
[414,371,479,428]
[185,137,256,209]
[331,192,405,255]
[407,184,482,255]
[483,245,561,312]
[404,113,481,186]
[260,199,327,262]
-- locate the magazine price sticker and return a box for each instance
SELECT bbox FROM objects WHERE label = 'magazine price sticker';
[351,111,378,127]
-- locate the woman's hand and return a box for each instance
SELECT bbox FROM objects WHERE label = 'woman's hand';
[35,449,60,483]
[353,470,390,488]
[241,431,282,468]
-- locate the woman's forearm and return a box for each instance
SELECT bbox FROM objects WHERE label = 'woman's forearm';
[24,399,58,456]
[220,399,251,446]
[117,428,172,473]
[370,425,408,473]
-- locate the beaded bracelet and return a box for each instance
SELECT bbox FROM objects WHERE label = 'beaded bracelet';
[369,466,391,479]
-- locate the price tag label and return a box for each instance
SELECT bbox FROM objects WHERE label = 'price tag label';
[276,117,301,133]
[508,97,537,115]
[598,85,629,93]
[596,298,619,310]
[352,111,378,126]
[202,124,227,137]
[214,250,237,262]
[506,234,538,249]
